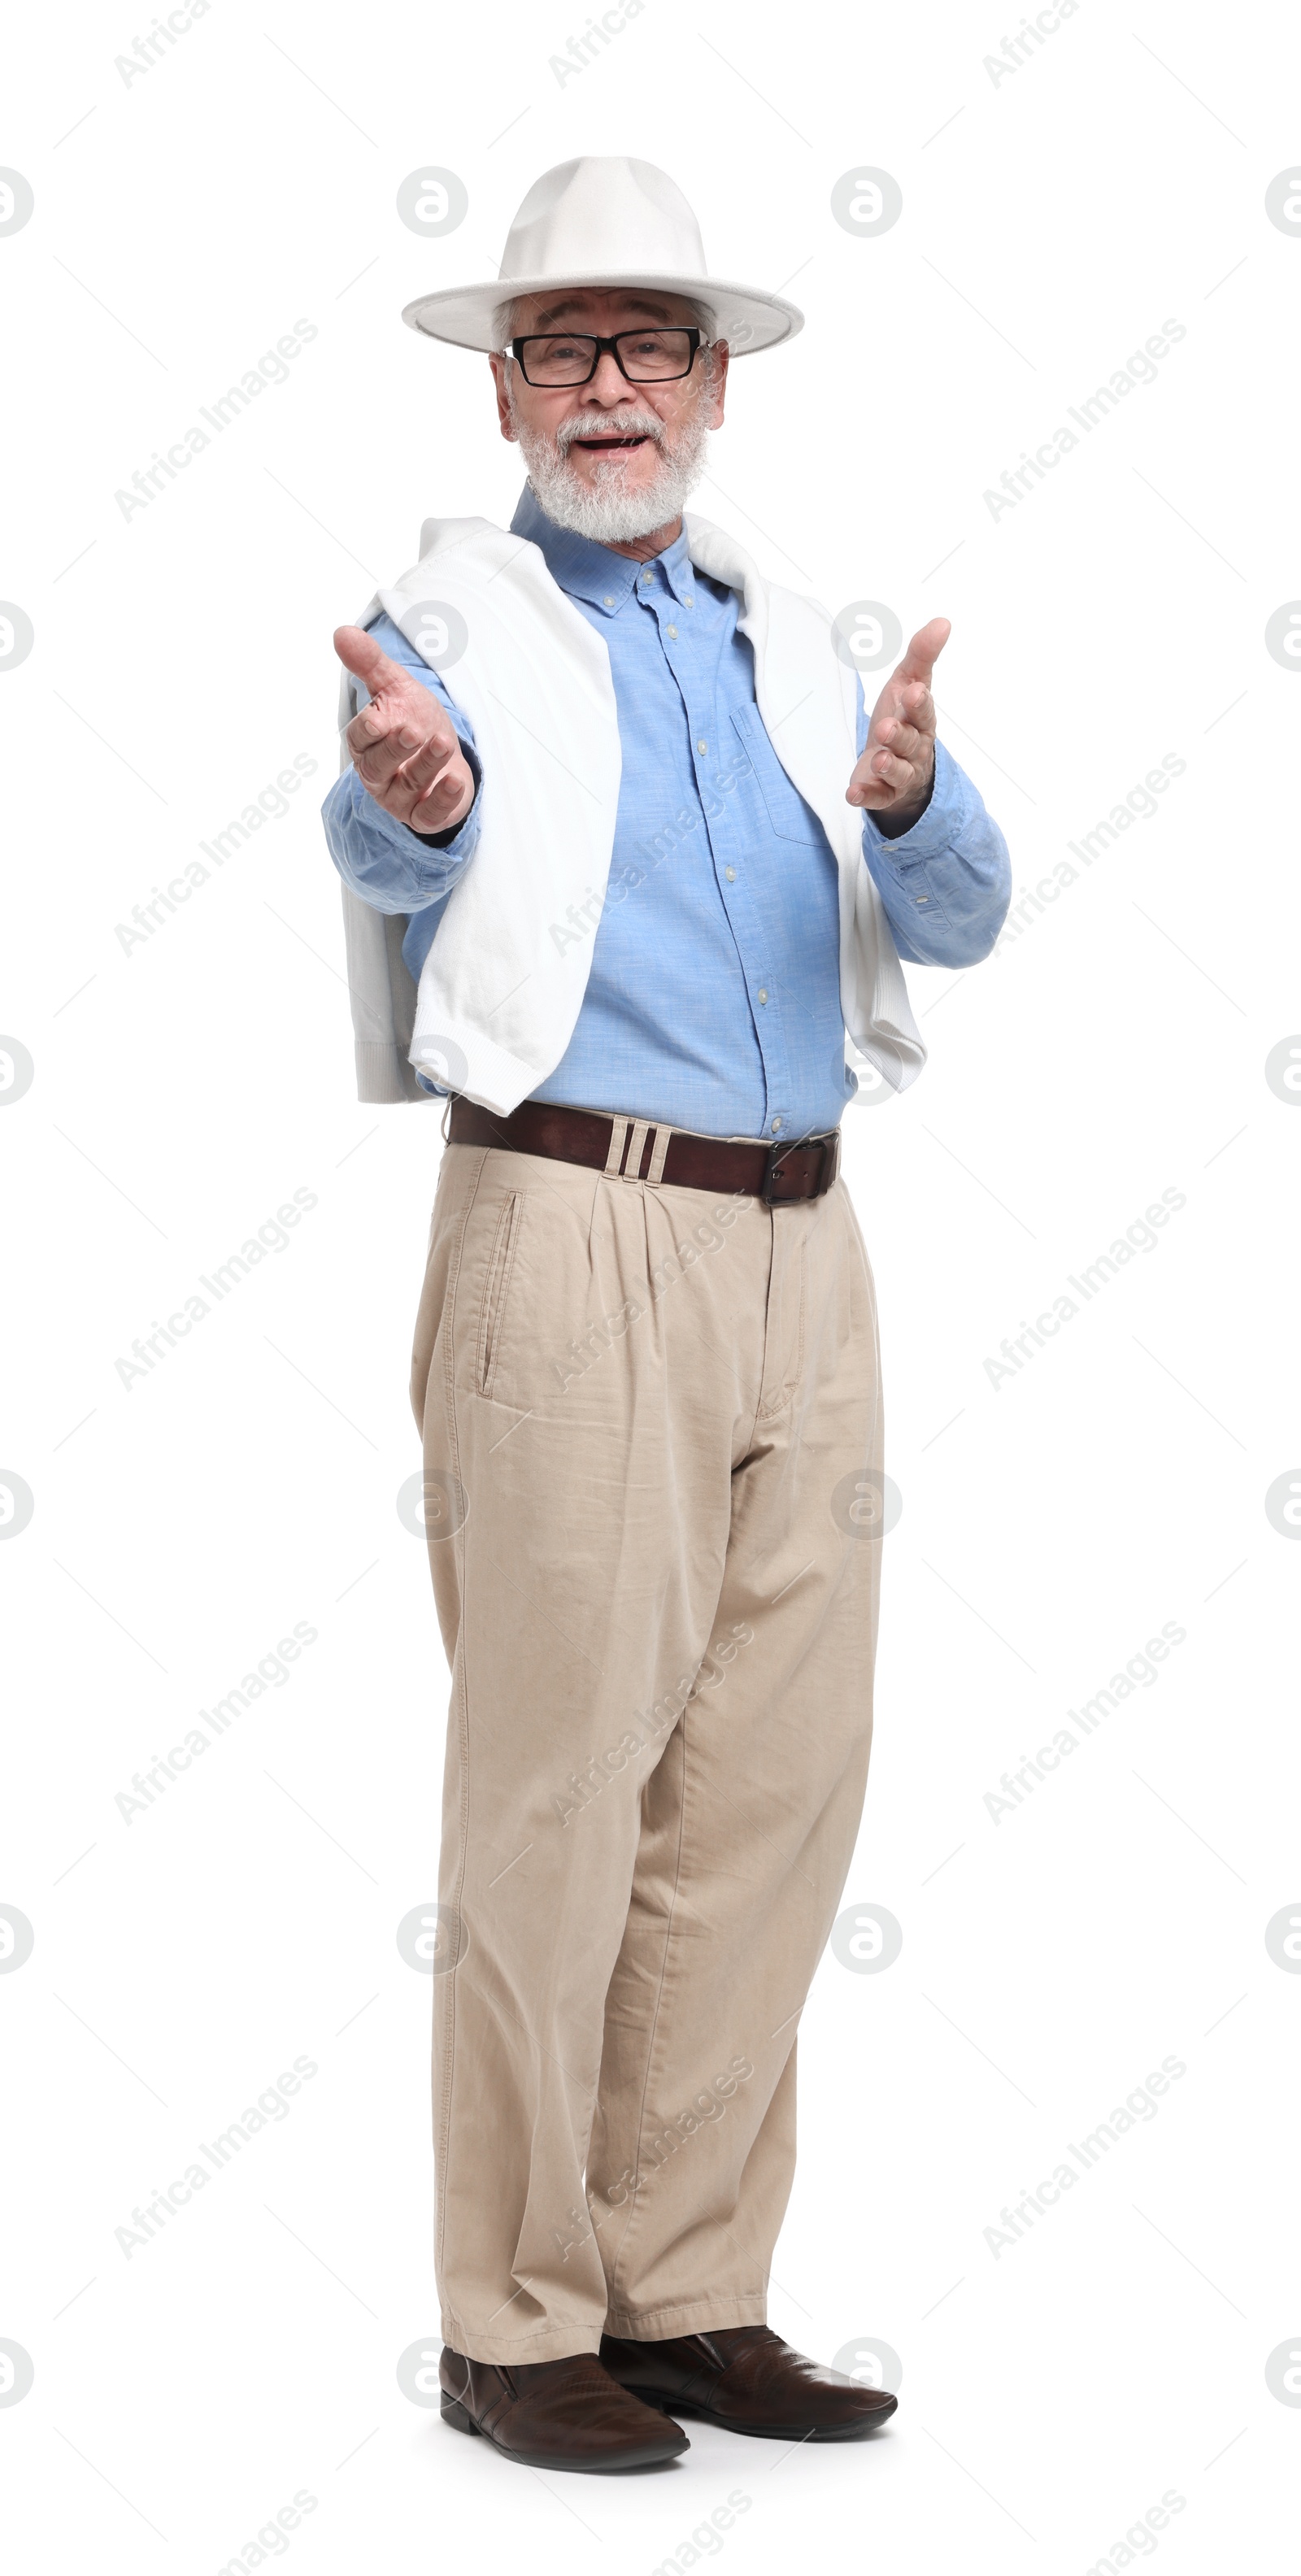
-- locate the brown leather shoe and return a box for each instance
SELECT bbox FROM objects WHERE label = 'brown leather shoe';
[600,2326,898,2442]
[438,2346,690,2471]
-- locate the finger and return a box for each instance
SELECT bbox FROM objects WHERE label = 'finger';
[895,682,936,737]
[867,751,916,797]
[407,755,474,832]
[865,671,930,739]
[895,616,951,689]
[347,685,455,773]
[873,716,922,763]
[346,701,401,759]
[407,782,472,836]
[847,753,900,807]
[395,730,463,800]
[410,768,471,827]
[354,748,408,801]
[352,715,442,788]
[333,623,411,696]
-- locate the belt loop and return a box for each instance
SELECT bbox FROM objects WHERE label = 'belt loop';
[622,1117,649,1181]
[646,1124,671,1186]
[603,1114,630,1177]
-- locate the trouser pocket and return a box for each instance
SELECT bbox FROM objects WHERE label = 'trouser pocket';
[476,1190,524,1396]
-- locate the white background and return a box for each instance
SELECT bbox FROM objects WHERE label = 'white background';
[2,0,1299,2569]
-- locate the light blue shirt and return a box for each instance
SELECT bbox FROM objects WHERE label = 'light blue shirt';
[322,486,1010,1139]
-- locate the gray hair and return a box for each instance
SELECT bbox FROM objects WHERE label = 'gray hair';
[494,292,719,359]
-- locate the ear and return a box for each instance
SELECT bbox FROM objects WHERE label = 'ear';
[488,351,517,443]
[704,339,729,429]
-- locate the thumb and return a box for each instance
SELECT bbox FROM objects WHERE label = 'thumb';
[333,624,407,694]
[897,616,951,686]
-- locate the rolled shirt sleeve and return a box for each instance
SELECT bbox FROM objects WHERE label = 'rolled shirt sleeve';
[855,679,1012,967]
[321,612,483,916]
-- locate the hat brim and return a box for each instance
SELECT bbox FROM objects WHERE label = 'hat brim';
[401,272,803,358]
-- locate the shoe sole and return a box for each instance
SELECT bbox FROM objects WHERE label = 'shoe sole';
[631,2388,899,2442]
[440,2391,690,2472]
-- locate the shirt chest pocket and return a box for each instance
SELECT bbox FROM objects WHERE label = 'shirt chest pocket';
[729,702,826,847]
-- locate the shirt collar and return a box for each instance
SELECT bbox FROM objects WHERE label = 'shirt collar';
[510,484,697,614]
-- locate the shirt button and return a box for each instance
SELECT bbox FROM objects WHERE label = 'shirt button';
[684,595,694,607]
[641,570,652,584]
[724,866,736,882]
[603,594,615,606]
[666,623,678,640]
[757,988,768,1005]
[772,1117,783,1134]
[697,739,707,755]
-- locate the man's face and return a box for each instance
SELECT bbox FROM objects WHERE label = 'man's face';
[489,287,729,546]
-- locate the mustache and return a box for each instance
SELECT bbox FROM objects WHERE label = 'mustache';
[554,408,668,457]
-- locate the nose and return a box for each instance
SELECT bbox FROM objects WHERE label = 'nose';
[586,347,635,402]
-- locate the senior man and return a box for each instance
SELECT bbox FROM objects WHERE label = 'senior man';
[324,158,1010,2473]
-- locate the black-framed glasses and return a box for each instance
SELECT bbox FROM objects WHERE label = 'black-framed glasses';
[510,327,703,388]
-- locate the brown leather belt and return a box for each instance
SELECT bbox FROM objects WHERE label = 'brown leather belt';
[448,1098,841,1206]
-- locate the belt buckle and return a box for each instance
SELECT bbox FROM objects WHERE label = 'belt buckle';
[760,1129,838,1206]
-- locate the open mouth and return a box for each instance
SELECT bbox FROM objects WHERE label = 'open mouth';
[570,433,653,452]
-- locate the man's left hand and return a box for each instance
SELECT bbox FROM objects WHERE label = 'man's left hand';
[846,617,951,833]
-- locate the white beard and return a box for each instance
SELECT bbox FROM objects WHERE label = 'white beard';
[510,394,711,545]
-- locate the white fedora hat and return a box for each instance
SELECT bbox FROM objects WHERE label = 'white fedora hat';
[402,155,803,358]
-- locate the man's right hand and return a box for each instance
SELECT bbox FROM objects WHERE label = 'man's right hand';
[333,625,476,838]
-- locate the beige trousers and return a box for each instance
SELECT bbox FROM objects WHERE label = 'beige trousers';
[410,1140,884,2365]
